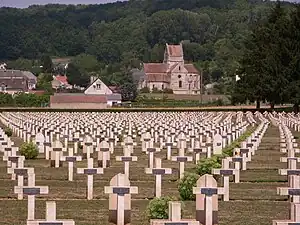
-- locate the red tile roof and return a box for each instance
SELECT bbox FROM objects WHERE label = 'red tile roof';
[146,73,171,83]
[167,44,183,57]
[55,75,69,85]
[143,63,168,74]
[185,64,200,74]
[50,94,107,104]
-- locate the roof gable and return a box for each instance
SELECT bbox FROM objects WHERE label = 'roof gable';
[84,78,113,95]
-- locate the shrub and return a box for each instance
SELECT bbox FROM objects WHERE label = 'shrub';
[178,172,199,201]
[163,88,173,94]
[195,156,221,176]
[147,196,177,220]
[20,142,39,159]
[151,87,162,93]
[140,87,150,93]
[4,127,13,137]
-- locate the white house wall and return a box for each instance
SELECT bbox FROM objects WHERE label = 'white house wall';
[84,79,113,95]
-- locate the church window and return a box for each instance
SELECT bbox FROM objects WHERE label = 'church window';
[179,66,181,71]
[153,84,155,89]
[178,75,181,79]
[179,80,182,88]
[162,84,164,89]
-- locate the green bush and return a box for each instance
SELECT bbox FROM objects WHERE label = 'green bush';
[4,127,13,137]
[140,87,150,93]
[195,156,221,176]
[20,142,39,159]
[178,172,199,201]
[147,196,177,220]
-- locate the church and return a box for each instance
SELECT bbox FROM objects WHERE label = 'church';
[139,43,201,95]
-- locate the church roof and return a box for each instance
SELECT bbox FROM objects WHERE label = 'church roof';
[167,44,183,57]
[143,63,168,73]
[184,64,200,74]
[146,73,171,83]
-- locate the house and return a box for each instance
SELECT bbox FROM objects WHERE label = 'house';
[0,69,37,94]
[49,77,122,109]
[139,43,201,95]
[50,94,107,109]
[84,77,122,106]
[52,75,72,90]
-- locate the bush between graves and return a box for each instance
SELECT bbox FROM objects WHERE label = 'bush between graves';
[195,156,222,176]
[4,127,13,137]
[178,172,200,201]
[20,142,39,159]
[147,196,178,220]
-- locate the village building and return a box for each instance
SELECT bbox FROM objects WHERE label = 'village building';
[0,69,37,94]
[50,77,122,109]
[139,43,201,95]
[51,75,72,90]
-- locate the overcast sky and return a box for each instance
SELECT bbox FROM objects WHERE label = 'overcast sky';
[0,0,298,8]
[0,0,124,8]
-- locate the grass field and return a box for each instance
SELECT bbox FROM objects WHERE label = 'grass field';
[0,125,293,225]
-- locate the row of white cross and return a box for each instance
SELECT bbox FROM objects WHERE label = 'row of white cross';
[1,111,291,225]
[272,118,300,225]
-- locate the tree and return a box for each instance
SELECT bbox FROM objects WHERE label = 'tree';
[66,63,90,87]
[232,1,289,109]
[40,55,53,73]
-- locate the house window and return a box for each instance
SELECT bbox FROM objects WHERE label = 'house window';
[96,83,101,89]
[162,84,164,89]
[179,80,182,88]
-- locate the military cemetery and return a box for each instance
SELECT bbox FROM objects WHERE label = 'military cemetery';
[1,0,300,224]
[0,110,298,225]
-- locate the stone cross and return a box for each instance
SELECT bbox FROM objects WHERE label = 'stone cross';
[122,136,136,154]
[277,175,300,205]
[145,158,172,198]
[77,158,104,200]
[172,148,192,179]
[193,174,224,225]
[104,173,138,225]
[272,203,300,225]
[146,144,160,169]
[3,147,20,180]
[97,141,111,168]
[14,173,49,220]
[26,201,75,225]
[116,148,137,177]
[60,148,82,181]
[50,140,64,168]
[212,158,238,201]
[35,132,45,154]
[150,201,199,225]
[189,140,206,164]
[83,135,94,159]
[7,156,30,200]
[163,136,176,160]
[212,134,223,155]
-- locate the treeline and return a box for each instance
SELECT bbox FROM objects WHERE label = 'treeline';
[0,0,285,87]
[0,93,49,107]
[232,2,300,111]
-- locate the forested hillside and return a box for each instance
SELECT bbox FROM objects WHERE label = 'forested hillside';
[0,0,291,88]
